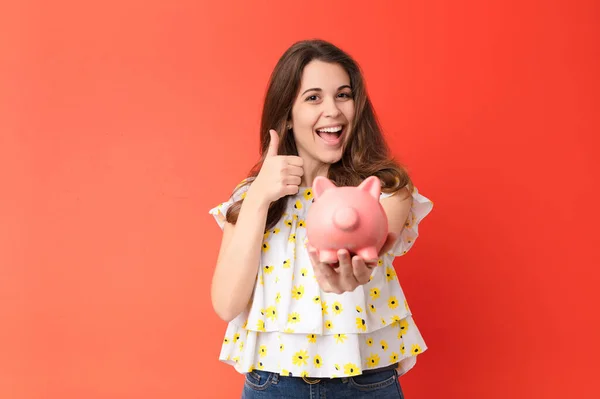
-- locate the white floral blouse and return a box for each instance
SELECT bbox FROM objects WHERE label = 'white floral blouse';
[209,179,433,379]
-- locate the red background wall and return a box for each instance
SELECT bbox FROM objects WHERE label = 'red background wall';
[1,1,599,398]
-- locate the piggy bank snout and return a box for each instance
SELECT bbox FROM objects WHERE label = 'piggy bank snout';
[333,207,359,231]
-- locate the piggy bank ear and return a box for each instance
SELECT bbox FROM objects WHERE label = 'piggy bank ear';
[358,176,381,199]
[313,176,336,199]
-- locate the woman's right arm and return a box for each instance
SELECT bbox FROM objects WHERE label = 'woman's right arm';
[210,188,271,322]
[210,129,304,322]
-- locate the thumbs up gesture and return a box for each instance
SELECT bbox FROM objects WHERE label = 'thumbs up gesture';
[250,129,304,204]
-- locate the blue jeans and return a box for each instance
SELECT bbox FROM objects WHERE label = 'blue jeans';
[241,368,405,399]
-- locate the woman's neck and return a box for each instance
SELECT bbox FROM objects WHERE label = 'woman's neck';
[300,159,330,187]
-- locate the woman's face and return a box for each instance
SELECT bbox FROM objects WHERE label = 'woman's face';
[289,60,355,167]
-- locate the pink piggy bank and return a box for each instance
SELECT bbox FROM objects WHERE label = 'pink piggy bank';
[306,176,389,264]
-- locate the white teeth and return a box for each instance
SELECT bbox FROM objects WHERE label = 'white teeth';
[316,126,343,133]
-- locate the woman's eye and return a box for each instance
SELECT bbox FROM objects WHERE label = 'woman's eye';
[306,95,318,101]
[339,92,352,98]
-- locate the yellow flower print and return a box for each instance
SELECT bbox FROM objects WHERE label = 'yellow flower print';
[263,231,270,240]
[258,275,264,286]
[300,268,308,277]
[272,228,280,234]
[239,341,244,351]
[366,337,373,346]
[265,306,277,321]
[391,315,402,325]
[223,337,230,344]
[369,288,380,300]
[385,266,396,281]
[262,242,270,252]
[241,192,247,199]
[322,301,329,315]
[300,371,309,377]
[369,304,377,313]
[275,292,281,303]
[233,333,240,342]
[313,296,320,304]
[263,264,274,274]
[388,296,399,309]
[356,306,363,313]
[366,353,380,368]
[285,219,293,227]
[256,320,266,332]
[400,343,406,355]
[356,317,366,332]
[325,320,334,330]
[289,234,296,243]
[398,319,409,337]
[390,352,399,363]
[298,219,306,228]
[283,259,291,268]
[292,285,304,300]
[344,363,360,376]
[334,334,347,344]
[307,334,316,343]
[411,344,422,355]
[288,312,300,323]
[242,320,248,329]
[378,259,384,267]
[405,299,410,312]
[259,345,267,357]
[293,214,299,220]
[257,361,265,370]
[381,317,386,325]
[303,189,313,201]
[292,350,309,366]
[281,369,290,376]
[294,200,303,210]
[233,356,240,363]
[284,327,294,333]
[405,212,416,229]
[332,301,343,315]
[280,344,285,352]
[314,355,323,368]
[380,340,388,351]
[334,364,340,371]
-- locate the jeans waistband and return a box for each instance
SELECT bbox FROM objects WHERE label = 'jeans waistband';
[362,362,399,375]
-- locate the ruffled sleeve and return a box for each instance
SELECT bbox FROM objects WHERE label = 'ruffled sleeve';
[209,179,251,230]
[380,186,433,256]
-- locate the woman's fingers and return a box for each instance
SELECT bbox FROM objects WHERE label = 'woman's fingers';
[309,248,335,284]
[352,256,373,285]
[308,246,375,294]
[337,249,359,292]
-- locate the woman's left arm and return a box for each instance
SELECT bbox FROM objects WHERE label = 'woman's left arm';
[378,186,413,256]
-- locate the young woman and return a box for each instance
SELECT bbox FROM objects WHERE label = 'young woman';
[210,39,433,398]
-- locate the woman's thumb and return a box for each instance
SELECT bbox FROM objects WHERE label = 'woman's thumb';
[266,129,279,157]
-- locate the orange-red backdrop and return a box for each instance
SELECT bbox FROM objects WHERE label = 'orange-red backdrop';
[1,1,599,398]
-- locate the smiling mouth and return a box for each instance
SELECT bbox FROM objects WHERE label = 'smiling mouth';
[315,125,345,145]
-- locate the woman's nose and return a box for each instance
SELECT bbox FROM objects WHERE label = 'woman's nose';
[323,97,342,118]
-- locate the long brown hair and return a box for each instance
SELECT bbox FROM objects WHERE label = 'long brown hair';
[226,39,413,231]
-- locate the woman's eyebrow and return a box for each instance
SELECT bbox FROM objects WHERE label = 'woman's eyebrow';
[301,85,352,96]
